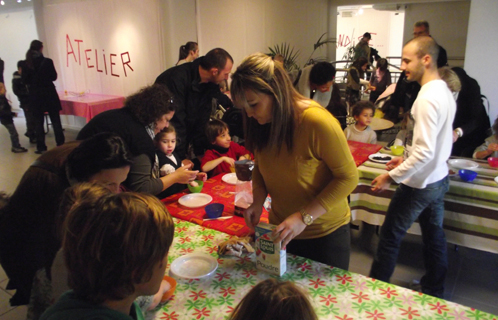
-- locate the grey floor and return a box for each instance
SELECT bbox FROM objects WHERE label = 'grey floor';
[0,116,497,319]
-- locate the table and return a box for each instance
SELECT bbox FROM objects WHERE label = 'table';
[350,159,498,253]
[155,218,497,319]
[58,92,125,122]
[162,141,381,236]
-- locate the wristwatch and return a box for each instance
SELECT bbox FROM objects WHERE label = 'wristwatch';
[300,208,313,226]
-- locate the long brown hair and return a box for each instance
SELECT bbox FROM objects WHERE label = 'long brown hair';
[228,279,318,320]
[230,53,305,153]
[25,40,43,69]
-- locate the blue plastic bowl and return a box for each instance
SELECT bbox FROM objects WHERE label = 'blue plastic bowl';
[205,203,224,219]
[458,169,477,182]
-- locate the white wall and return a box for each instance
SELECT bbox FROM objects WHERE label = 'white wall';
[196,0,330,69]
[465,0,498,126]
[403,1,470,67]
[0,9,38,110]
[336,8,404,62]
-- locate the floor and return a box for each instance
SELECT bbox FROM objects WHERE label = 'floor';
[0,116,497,319]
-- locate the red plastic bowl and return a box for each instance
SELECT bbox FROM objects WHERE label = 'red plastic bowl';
[487,157,498,168]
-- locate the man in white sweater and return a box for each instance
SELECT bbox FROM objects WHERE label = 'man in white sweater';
[369,36,456,298]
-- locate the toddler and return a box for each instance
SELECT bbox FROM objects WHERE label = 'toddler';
[0,82,27,153]
[40,187,175,320]
[473,116,498,159]
[155,125,206,197]
[228,279,317,320]
[201,119,251,176]
[344,101,377,144]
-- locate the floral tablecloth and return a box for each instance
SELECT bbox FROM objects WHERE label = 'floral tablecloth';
[156,218,497,320]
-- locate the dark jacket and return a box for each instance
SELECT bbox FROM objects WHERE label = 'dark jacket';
[155,58,220,158]
[22,53,61,112]
[12,71,30,106]
[451,67,490,157]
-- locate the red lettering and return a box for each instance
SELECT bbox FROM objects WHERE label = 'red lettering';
[95,49,103,73]
[103,50,108,75]
[66,34,77,67]
[75,40,83,65]
[85,49,93,68]
[110,54,119,77]
[121,52,133,77]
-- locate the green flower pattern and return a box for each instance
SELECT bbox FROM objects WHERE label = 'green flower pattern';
[156,219,498,320]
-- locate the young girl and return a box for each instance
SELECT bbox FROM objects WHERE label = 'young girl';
[201,119,251,177]
[369,58,392,103]
[473,116,498,159]
[346,57,372,107]
[176,41,199,66]
[155,125,206,198]
[344,101,377,144]
[228,279,317,320]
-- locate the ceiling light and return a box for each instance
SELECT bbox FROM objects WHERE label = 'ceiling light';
[358,8,364,15]
[1,1,5,5]
[18,0,22,3]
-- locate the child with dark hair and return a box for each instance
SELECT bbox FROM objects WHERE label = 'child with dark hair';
[473,116,498,159]
[228,279,318,320]
[0,82,27,153]
[344,101,377,144]
[40,190,175,320]
[201,119,251,176]
[154,125,206,198]
[369,58,392,103]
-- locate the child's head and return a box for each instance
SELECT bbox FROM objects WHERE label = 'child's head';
[376,58,388,71]
[352,101,375,127]
[206,119,231,148]
[62,190,174,304]
[229,279,317,320]
[155,125,177,156]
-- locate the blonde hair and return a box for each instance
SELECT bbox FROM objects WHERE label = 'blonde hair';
[438,67,462,93]
[229,279,318,320]
[63,192,174,304]
[230,53,305,153]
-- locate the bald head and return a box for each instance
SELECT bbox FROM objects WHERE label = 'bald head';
[406,36,439,67]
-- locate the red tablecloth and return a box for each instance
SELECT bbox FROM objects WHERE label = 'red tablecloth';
[347,140,383,166]
[58,92,125,122]
[163,142,381,236]
[161,174,269,237]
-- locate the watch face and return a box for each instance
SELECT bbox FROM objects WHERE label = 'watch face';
[303,214,313,225]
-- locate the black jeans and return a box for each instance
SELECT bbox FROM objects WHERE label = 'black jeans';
[34,108,64,151]
[286,223,351,270]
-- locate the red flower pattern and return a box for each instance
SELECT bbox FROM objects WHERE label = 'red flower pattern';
[215,272,231,281]
[400,307,421,320]
[366,310,386,320]
[309,278,326,288]
[192,308,210,320]
[336,275,353,284]
[319,294,337,306]
[160,311,179,320]
[189,290,207,301]
[352,292,370,303]
[219,287,236,297]
[429,302,449,314]
[379,287,398,299]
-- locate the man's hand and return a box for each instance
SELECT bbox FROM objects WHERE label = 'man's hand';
[386,156,403,171]
[371,173,393,192]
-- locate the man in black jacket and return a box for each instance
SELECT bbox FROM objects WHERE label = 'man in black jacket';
[155,48,233,163]
[13,60,36,143]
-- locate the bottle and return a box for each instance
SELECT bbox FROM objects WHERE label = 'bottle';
[234,160,254,217]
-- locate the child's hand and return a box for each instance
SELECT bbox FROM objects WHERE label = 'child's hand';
[238,154,250,161]
[147,279,172,311]
[223,157,235,167]
[196,172,207,182]
[488,143,498,152]
[182,159,194,168]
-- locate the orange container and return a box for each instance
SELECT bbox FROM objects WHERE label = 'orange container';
[160,275,177,303]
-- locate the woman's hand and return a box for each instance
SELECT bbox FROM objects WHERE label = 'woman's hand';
[243,203,263,230]
[273,212,306,248]
[488,143,498,152]
[223,157,235,167]
[172,164,198,184]
[182,159,194,168]
[196,172,207,182]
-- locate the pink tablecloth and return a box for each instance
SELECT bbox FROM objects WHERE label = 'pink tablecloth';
[58,92,125,122]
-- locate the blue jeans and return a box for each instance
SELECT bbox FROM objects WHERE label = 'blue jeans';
[2,122,21,148]
[370,176,449,298]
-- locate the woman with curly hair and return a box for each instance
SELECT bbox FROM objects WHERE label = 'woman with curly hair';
[77,84,198,195]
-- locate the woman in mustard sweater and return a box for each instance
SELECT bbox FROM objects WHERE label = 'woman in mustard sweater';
[230,53,359,269]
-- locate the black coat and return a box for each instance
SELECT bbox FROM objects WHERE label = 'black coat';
[22,54,61,112]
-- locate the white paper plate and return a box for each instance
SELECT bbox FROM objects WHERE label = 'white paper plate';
[368,153,393,164]
[495,176,498,185]
[448,159,479,170]
[170,253,218,279]
[222,173,244,185]
[178,193,212,208]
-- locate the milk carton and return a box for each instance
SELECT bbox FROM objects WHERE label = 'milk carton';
[255,222,286,276]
